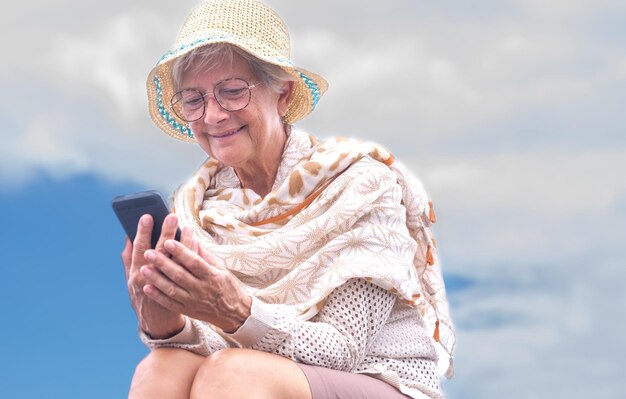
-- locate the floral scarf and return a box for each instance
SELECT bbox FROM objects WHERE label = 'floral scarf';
[173,128,455,376]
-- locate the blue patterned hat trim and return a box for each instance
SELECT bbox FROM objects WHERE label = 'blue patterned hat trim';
[297,71,321,109]
[158,35,230,64]
[154,75,194,139]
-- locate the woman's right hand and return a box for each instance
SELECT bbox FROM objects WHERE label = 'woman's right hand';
[121,214,188,339]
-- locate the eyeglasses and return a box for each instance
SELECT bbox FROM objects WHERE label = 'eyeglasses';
[170,78,260,122]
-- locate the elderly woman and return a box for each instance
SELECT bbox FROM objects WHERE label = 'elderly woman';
[122,0,455,398]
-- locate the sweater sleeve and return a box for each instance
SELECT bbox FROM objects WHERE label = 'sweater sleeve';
[226,278,396,371]
[139,317,230,356]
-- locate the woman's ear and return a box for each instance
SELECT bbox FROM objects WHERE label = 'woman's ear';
[277,80,295,117]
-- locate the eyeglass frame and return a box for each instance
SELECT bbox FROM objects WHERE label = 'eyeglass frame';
[170,78,261,122]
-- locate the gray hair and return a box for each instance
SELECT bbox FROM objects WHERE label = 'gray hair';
[171,43,294,94]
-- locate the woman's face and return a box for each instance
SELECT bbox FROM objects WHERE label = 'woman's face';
[181,53,291,172]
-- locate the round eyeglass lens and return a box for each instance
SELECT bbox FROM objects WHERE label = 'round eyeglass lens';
[215,78,252,112]
[171,89,205,122]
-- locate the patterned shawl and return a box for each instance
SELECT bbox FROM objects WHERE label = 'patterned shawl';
[173,128,455,376]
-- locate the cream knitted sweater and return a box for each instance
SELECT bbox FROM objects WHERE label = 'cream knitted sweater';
[142,277,444,399]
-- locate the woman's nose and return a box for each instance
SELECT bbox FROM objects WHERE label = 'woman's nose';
[203,96,230,124]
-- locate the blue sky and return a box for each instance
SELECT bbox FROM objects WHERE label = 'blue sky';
[0,175,146,397]
[1,0,625,398]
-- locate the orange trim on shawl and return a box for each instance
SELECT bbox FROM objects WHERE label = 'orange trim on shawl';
[250,173,340,227]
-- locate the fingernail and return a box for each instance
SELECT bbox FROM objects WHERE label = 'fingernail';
[141,266,152,277]
[167,215,178,227]
[145,250,157,261]
[164,240,176,252]
[141,215,152,226]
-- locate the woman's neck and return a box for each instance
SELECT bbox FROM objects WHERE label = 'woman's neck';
[234,125,289,198]
[236,166,277,198]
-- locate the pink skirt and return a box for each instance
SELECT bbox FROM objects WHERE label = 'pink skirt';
[297,364,412,399]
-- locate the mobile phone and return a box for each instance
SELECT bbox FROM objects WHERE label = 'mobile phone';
[111,190,181,249]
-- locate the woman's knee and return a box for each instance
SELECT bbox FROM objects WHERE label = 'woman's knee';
[135,347,203,375]
[190,348,311,399]
[130,348,204,399]
[192,348,249,384]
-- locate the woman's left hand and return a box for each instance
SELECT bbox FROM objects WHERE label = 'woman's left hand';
[140,237,252,333]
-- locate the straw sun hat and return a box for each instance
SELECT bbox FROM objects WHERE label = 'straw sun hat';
[147,0,328,142]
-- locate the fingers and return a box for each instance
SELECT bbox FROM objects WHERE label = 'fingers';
[141,262,190,300]
[178,225,199,256]
[179,225,192,246]
[143,283,185,313]
[131,214,153,268]
[121,237,133,280]
[155,213,179,254]
[163,240,214,279]
[142,249,198,306]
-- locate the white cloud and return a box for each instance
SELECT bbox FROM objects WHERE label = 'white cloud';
[516,0,624,17]
[42,10,171,120]
[292,9,623,151]
[14,113,87,169]
[0,101,88,186]
[445,254,625,399]
[415,148,625,213]
[393,146,626,285]
[0,7,206,191]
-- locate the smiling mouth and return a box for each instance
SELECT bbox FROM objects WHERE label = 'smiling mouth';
[212,126,243,138]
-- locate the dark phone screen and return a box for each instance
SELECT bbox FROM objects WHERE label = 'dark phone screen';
[111,190,181,249]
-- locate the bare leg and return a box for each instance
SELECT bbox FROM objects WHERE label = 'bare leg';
[129,348,205,399]
[190,348,312,399]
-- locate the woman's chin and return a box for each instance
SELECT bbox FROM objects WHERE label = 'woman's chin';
[210,147,250,167]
